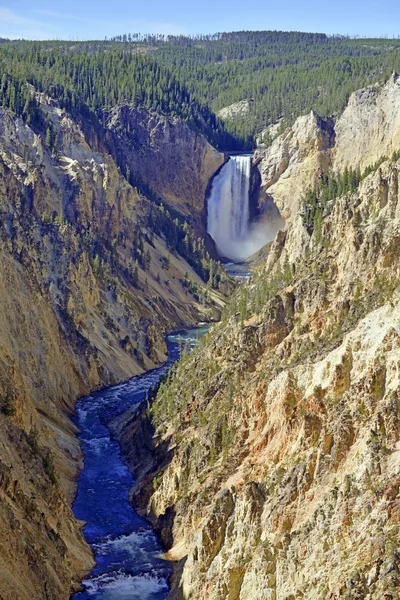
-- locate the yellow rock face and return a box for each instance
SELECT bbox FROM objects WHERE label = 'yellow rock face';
[0,101,225,599]
[127,91,400,599]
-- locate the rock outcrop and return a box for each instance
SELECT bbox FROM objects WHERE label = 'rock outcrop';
[254,72,400,264]
[256,72,400,217]
[218,100,253,120]
[334,72,400,172]
[125,78,400,600]
[254,111,335,220]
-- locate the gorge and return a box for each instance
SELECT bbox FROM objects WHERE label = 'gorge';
[69,149,279,598]
[0,32,400,600]
[124,75,400,600]
[0,86,227,600]
[71,327,210,600]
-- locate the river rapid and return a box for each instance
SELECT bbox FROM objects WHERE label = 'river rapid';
[71,325,211,600]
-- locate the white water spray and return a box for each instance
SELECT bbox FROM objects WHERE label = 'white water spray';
[207,155,282,262]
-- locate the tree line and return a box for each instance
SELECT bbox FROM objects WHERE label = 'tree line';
[1,32,400,151]
[0,43,242,150]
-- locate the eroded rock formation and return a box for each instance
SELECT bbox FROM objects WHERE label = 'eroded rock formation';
[106,105,227,226]
[124,78,400,600]
[0,96,225,599]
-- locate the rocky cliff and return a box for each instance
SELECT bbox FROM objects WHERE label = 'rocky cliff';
[0,95,226,599]
[106,105,227,228]
[254,72,400,262]
[254,111,335,219]
[124,77,400,599]
[334,73,400,173]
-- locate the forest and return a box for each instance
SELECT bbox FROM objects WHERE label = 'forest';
[1,31,400,150]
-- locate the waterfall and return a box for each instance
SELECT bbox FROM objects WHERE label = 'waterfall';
[207,156,284,262]
[207,155,282,263]
[207,156,251,262]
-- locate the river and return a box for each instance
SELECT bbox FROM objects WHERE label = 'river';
[71,325,211,600]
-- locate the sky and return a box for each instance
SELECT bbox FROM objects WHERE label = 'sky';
[2,0,400,40]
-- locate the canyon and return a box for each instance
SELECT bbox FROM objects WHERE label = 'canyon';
[0,50,400,600]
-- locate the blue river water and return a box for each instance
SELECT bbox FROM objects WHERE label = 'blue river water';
[71,325,211,600]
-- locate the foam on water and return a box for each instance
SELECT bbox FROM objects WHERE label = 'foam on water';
[92,529,162,560]
[84,572,169,600]
[207,155,282,262]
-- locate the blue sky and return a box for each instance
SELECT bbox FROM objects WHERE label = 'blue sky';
[2,0,400,40]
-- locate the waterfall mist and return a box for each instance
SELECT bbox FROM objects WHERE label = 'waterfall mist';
[207,156,282,263]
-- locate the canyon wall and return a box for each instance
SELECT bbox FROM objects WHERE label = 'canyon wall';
[0,98,225,599]
[126,76,400,600]
[106,105,227,227]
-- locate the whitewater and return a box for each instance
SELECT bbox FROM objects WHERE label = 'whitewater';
[207,155,281,262]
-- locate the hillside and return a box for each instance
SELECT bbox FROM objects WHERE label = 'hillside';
[153,31,400,145]
[121,75,400,600]
[3,33,400,149]
[0,91,227,599]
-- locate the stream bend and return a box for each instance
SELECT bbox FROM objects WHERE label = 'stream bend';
[71,325,211,600]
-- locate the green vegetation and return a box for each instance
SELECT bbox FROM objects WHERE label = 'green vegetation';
[152,32,400,146]
[43,449,57,485]
[2,32,400,149]
[27,424,57,485]
[219,258,293,325]
[301,168,362,238]
[0,388,16,416]
[0,42,238,150]
[27,425,40,455]
[146,202,229,290]
[302,151,400,239]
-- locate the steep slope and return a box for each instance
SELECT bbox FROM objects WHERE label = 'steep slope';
[256,72,400,214]
[106,105,227,227]
[123,79,400,600]
[0,96,226,599]
[334,73,400,172]
[254,110,335,220]
[255,72,400,261]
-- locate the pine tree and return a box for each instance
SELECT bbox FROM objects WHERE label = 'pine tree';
[45,125,52,149]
